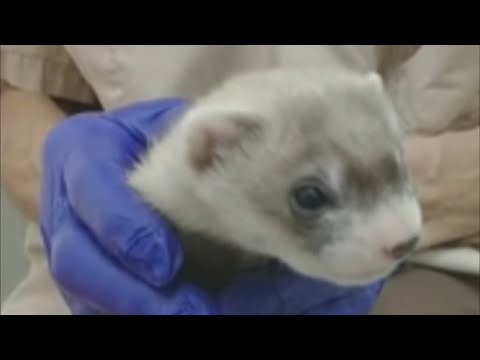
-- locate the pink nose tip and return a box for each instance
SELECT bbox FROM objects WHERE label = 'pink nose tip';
[386,237,419,260]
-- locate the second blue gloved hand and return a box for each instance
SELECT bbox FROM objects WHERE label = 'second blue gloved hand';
[41,99,385,315]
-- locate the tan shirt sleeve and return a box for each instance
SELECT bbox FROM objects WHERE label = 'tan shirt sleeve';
[1,45,97,105]
[386,45,479,135]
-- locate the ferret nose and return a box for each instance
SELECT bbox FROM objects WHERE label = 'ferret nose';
[388,236,419,260]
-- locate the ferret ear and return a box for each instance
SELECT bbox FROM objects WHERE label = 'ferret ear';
[187,113,263,173]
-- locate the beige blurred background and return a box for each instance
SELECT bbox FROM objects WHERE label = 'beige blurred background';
[1,189,28,303]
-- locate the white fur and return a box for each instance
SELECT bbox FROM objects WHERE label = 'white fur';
[316,194,422,285]
[129,67,421,286]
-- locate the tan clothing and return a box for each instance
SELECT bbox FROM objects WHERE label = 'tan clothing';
[1,224,70,315]
[1,45,478,315]
[372,266,479,315]
[3,45,477,131]
[1,45,96,104]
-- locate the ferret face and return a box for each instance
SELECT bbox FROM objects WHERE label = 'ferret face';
[130,70,422,286]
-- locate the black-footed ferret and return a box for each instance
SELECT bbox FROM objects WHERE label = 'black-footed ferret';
[128,68,422,292]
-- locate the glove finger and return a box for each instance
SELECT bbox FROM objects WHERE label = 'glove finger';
[49,208,217,315]
[63,150,183,288]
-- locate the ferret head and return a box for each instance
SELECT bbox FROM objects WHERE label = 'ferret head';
[129,69,422,287]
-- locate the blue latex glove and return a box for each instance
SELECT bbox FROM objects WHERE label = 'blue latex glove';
[220,261,385,315]
[40,98,385,315]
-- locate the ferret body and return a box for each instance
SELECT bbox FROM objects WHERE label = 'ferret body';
[128,67,422,292]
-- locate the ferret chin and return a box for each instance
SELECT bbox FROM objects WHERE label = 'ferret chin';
[128,67,422,292]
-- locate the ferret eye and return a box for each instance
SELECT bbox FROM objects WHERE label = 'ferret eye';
[289,178,332,219]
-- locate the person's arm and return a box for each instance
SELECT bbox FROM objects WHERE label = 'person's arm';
[0,83,66,221]
[404,126,480,249]
[1,45,98,222]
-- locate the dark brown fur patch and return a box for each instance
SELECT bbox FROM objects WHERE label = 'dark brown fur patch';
[341,150,407,209]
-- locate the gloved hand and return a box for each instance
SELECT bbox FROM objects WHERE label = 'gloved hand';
[219,261,385,315]
[41,98,385,315]
[40,98,217,315]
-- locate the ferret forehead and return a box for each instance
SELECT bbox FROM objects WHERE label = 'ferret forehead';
[270,89,399,152]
